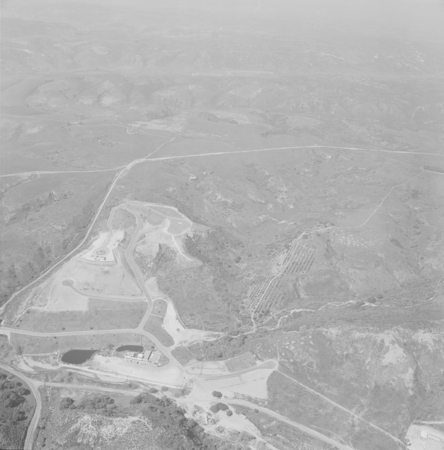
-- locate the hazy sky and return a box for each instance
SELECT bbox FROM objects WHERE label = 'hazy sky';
[3,0,444,41]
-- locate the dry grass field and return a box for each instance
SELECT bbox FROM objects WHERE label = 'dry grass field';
[170,347,195,366]
[151,299,167,318]
[110,208,136,231]
[143,316,174,347]
[15,300,147,332]
[225,353,257,373]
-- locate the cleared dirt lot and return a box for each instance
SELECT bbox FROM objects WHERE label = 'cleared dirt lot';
[191,362,277,400]
[110,207,136,230]
[170,346,196,365]
[68,259,142,297]
[167,218,190,234]
[46,281,89,311]
[149,205,184,219]
[225,352,257,373]
[143,209,165,226]
[90,355,185,388]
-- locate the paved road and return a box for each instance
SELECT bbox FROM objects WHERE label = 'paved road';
[0,363,42,450]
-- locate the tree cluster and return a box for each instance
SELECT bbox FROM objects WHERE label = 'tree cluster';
[59,394,117,415]
[130,392,237,450]
[0,372,33,450]
[210,403,229,414]
[0,374,30,408]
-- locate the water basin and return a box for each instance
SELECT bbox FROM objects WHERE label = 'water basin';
[61,349,98,364]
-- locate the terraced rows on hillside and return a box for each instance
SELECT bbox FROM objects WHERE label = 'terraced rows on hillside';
[249,242,316,318]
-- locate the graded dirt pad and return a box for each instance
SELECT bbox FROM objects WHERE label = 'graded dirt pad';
[66,259,142,298]
[170,347,196,365]
[192,365,275,400]
[161,301,221,346]
[225,352,257,373]
[46,280,89,311]
[15,301,146,332]
[88,299,147,311]
[10,332,152,355]
[143,316,174,347]
[143,208,165,226]
[90,355,184,388]
[167,218,190,235]
[134,225,178,262]
[186,360,229,376]
[405,425,444,450]
[149,205,184,219]
[151,299,167,318]
[110,208,136,230]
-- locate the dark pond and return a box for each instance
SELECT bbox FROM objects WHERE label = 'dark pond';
[116,345,143,352]
[61,349,98,364]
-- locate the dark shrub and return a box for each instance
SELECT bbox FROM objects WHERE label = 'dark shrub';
[60,397,74,409]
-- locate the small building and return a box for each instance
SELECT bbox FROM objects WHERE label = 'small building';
[124,351,146,363]
[149,351,161,365]
[420,430,428,439]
